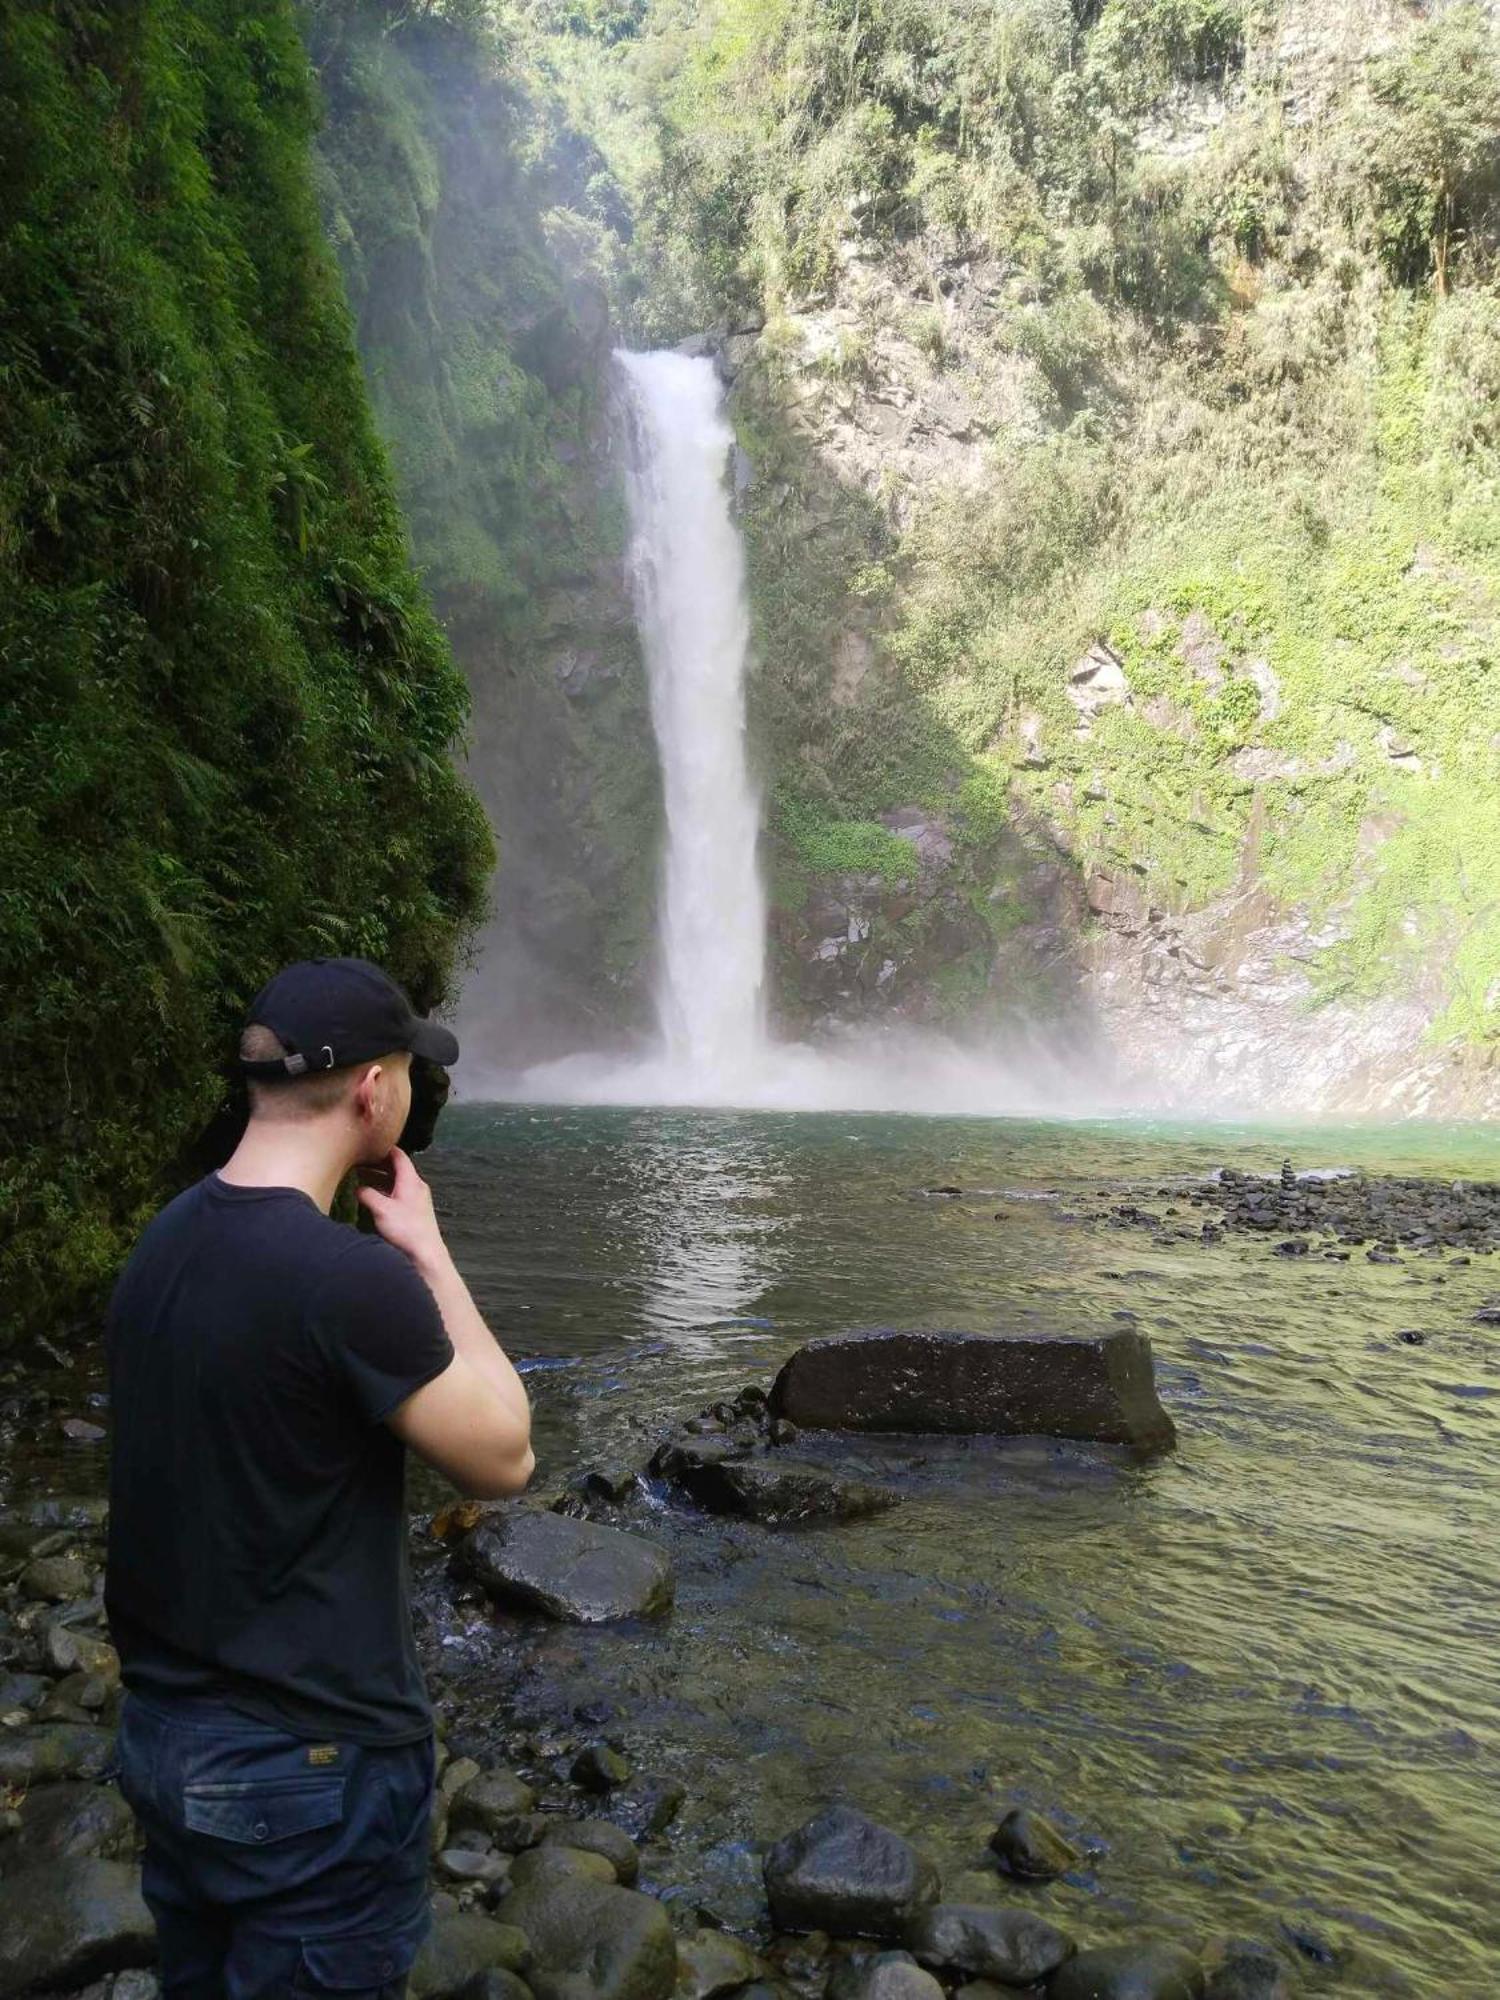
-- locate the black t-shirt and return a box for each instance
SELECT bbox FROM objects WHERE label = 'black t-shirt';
[104,1174,454,1745]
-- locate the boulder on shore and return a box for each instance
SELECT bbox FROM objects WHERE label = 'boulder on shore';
[501,1872,678,2000]
[664,1446,899,1525]
[459,1510,674,1624]
[1048,1941,1205,2000]
[0,1859,155,1998]
[905,1903,1073,1984]
[769,1328,1175,1453]
[764,1806,940,1940]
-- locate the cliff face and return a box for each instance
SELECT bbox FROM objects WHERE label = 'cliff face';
[1,0,491,1330]
[306,9,659,1075]
[619,0,1500,1114]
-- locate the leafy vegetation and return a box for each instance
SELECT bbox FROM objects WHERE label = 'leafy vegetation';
[0,0,491,1332]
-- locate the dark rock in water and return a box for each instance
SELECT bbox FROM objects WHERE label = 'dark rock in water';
[676,1928,762,2000]
[1270,1240,1308,1258]
[1201,1936,1294,2000]
[764,1806,940,1940]
[668,1450,899,1526]
[602,1774,686,1843]
[771,1329,1175,1454]
[905,1904,1072,1983]
[459,1511,674,1624]
[1048,1941,1204,1999]
[830,1952,945,2000]
[0,1859,155,1998]
[410,1913,532,1999]
[501,1874,677,2000]
[1397,1329,1427,1346]
[987,1808,1080,1883]
[14,1780,135,1861]
[0,1724,115,1787]
[1473,1304,1500,1325]
[540,1817,640,1884]
[572,1743,631,1793]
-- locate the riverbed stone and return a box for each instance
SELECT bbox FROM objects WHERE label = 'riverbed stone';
[460,1512,675,1624]
[1200,1937,1293,2000]
[540,1817,640,1884]
[830,1953,945,2000]
[676,1927,762,2000]
[1048,1942,1205,2000]
[906,1905,1072,1984]
[667,1453,899,1526]
[603,1775,686,1843]
[439,1849,513,1889]
[45,1625,120,1681]
[765,1807,940,1940]
[0,1723,115,1786]
[770,1329,1175,1453]
[19,1552,93,1602]
[410,1914,532,1999]
[0,1859,155,1997]
[458,1974,535,2000]
[512,1845,618,1889]
[501,1874,677,2000]
[573,1743,632,1792]
[14,1780,136,1861]
[988,1810,1080,1883]
[451,1772,538,1835]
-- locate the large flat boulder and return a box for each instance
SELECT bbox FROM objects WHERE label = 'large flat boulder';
[501,1873,677,2000]
[770,1329,1175,1453]
[905,1904,1073,1984]
[764,1807,939,1940]
[0,1859,155,1998]
[459,1511,674,1624]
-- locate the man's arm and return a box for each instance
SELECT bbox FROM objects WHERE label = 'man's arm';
[358,1147,534,1500]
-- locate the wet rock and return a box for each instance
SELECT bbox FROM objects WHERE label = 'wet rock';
[451,1772,538,1837]
[502,1874,677,2000]
[460,1512,674,1624]
[20,1553,93,1602]
[0,1859,155,1997]
[1048,1942,1204,2000]
[459,1975,535,2000]
[771,1329,1175,1454]
[0,1723,115,1786]
[603,1775,686,1843]
[410,1914,532,2000]
[14,1780,136,1861]
[987,1810,1080,1883]
[439,1849,513,1889]
[441,1756,485,1802]
[676,1928,762,2000]
[830,1953,944,2000]
[1201,1937,1293,2000]
[764,1806,940,1940]
[0,1672,48,1712]
[540,1818,640,1884]
[511,1846,618,1889]
[45,1626,119,1681]
[905,1905,1072,1984]
[667,1452,899,1526]
[572,1743,631,1793]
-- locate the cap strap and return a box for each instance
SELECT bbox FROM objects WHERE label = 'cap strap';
[240,1043,337,1080]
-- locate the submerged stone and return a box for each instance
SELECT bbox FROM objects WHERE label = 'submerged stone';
[987,1808,1080,1883]
[1048,1942,1205,2000]
[770,1328,1175,1453]
[460,1511,675,1624]
[905,1904,1073,1984]
[1201,1936,1294,2000]
[667,1449,899,1525]
[764,1806,940,1940]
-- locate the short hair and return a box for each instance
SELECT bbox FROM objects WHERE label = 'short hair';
[240,1023,362,1120]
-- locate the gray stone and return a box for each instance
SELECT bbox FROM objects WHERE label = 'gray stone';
[0,1724,115,1787]
[20,1553,93,1602]
[676,1928,762,2000]
[461,1512,674,1624]
[540,1817,640,1884]
[770,1328,1175,1453]
[0,1673,48,1712]
[458,1975,535,2000]
[439,1849,512,1888]
[1201,1938,1293,2000]
[15,1780,136,1862]
[764,1807,940,1940]
[45,1626,120,1681]
[830,1953,944,2000]
[511,1846,618,1889]
[441,1757,485,1801]
[502,1874,677,2000]
[572,1743,631,1793]
[603,1776,686,1843]
[987,1809,1080,1883]
[1049,1943,1205,2000]
[451,1772,539,1836]
[111,1972,161,2000]
[0,1860,155,1998]
[667,1453,899,1526]
[905,1905,1072,1984]
[410,1915,532,2000]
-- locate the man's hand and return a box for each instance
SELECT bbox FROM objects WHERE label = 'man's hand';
[357,1147,446,1272]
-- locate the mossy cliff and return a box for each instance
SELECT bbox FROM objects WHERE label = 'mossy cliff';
[0,1,491,1330]
[542,0,1500,1112]
[303,4,659,1071]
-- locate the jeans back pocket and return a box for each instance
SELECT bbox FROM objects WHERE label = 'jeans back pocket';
[183,1774,345,1845]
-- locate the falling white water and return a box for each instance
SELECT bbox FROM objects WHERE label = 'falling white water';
[618,350,768,1089]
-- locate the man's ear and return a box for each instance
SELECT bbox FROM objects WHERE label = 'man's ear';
[352,1061,384,1123]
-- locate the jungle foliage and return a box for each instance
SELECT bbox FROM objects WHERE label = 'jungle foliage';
[0,0,492,1331]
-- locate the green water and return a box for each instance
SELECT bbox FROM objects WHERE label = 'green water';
[420,1105,1500,1996]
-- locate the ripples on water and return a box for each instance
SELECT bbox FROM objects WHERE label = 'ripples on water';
[422,1107,1500,1996]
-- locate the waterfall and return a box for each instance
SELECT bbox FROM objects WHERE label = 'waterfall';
[617,350,767,1090]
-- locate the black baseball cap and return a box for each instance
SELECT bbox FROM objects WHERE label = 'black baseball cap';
[240,957,460,1080]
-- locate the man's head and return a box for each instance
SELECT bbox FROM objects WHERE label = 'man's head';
[238,958,459,1166]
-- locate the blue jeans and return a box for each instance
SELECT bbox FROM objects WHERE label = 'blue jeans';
[114,1691,434,2000]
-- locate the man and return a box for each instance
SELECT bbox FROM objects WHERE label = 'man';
[105,957,533,2000]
